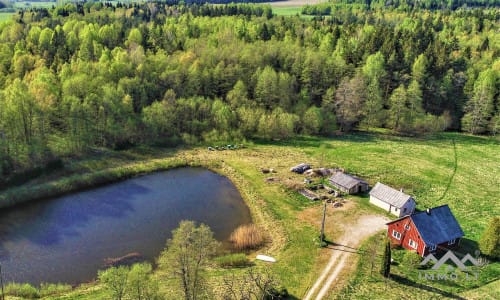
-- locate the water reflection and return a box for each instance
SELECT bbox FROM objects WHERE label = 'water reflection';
[0,168,251,285]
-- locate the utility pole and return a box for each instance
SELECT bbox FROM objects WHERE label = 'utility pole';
[320,201,327,244]
[0,264,4,300]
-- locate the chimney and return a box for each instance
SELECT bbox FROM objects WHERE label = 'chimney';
[426,208,431,215]
[400,188,404,192]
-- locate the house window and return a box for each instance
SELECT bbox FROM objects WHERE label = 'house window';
[429,244,437,251]
[392,230,401,240]
[409,239,418,249]
[395,207,399,211]
[403,208,407,213]
[405,224,410,230]
[448,239,456,245]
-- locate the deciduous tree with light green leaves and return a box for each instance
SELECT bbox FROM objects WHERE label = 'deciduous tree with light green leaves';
[361,52,386,127]
[98,266,129,300]
[128,263,162,300]
[462,69,498,134]
[158,221,220,300]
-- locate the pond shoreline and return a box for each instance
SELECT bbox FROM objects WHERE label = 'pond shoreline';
[0,165,253,285]
[0,158,192,210]
[0,149,275,244]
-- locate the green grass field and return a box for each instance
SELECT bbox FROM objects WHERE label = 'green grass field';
[13,1,56,9]
[273,6,302,16]
[0,132,498,299]
[0,12,14,22]
[299,132,499,240]
[1,0,56,22]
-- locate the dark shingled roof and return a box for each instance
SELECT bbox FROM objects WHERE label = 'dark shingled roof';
[370,182,414,208]
[329,172,367,189]
[410,205,464,246]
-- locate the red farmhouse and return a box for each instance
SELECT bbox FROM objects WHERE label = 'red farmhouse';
[386,205,464,257]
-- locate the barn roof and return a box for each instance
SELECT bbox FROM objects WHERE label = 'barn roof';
[329,172,367,189]
[369,182,414,208]
[410,205,464,246]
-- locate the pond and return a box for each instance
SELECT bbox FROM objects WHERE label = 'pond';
[0,168,252,285]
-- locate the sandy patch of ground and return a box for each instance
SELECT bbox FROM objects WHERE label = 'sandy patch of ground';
[304,214,390,300]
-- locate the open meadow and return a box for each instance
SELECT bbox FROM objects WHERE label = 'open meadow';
[269,0,327,16]
[0,132,498,299]
[0,12,13,22]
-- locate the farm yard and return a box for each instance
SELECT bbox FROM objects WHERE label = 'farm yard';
[1,132,498,299]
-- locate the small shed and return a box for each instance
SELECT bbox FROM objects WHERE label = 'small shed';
[369,182,416,217]
[386,205,464,256]
[328,172,368,194]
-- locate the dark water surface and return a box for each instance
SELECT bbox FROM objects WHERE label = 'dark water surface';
[0,168,251,285]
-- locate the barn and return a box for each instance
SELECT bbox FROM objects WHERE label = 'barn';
[328,172,369,194]
[386,205,464,257]
[369,182,416,217]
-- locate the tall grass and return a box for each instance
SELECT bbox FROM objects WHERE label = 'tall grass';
[4,283,39,299]
[229,224,265,251]
[214,253,252,268]
[4,282,73,298]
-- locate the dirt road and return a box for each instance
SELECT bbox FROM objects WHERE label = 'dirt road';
[304,215,390,300]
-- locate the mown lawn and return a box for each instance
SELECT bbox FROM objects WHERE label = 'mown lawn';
[1,132,498,299]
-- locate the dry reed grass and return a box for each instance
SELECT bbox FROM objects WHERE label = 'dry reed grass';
[229,224,265,251]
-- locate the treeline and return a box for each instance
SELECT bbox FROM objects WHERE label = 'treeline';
[323,0,499,10]
[302,0,499,16]
[0,2,498,175]
[302,0,500,16]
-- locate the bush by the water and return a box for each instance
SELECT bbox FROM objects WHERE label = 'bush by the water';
[214,253,252,268]
[4,282,73,298]
[39,283,73,297]
[4,283,40,299]
[229,224,264,251]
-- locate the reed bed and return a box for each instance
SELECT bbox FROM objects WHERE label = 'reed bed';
[229,224,265,251]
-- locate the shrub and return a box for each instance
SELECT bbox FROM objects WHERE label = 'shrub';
[479,216,500,259]
[402,250,423,269]
[39,283,72,297]
[98,266,129,300]
[267,286,289,299]
[214,253,252,268]
[4,283,40,299]
[229,224,265,251]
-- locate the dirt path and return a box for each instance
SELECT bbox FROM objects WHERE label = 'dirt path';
[304,215,390,300]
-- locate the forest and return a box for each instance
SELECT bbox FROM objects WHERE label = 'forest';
[0,1,498,176]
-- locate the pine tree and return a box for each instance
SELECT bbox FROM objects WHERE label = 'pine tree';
[380,239,391,278]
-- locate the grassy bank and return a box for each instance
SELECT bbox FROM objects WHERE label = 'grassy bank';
[1,132,498,299]
[0,12,13,22]
[0,149,190,209]
[273,6,302,16]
